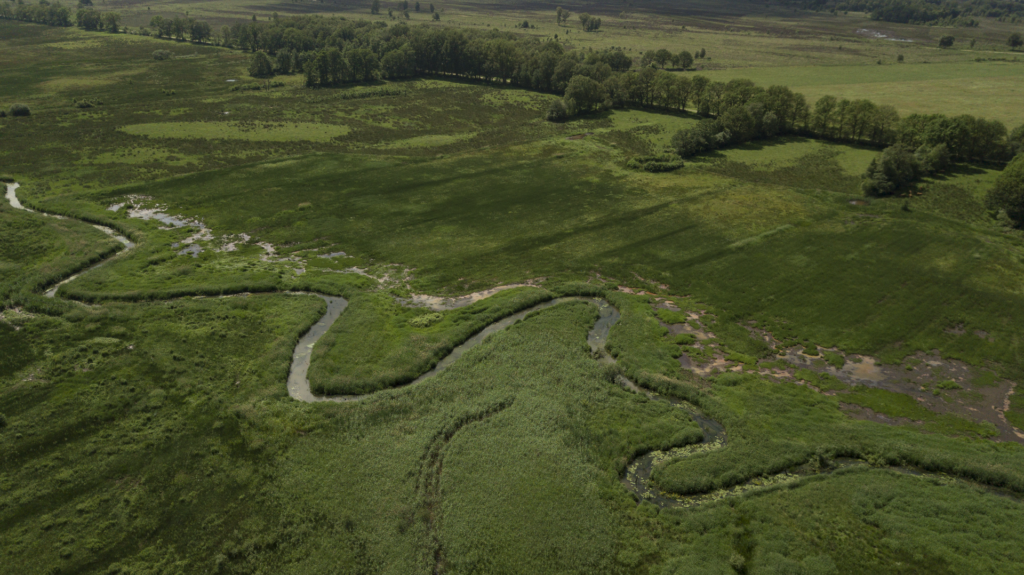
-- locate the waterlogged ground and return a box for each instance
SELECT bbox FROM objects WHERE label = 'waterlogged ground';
[651,295,1024,443]
[5,18,1024,575]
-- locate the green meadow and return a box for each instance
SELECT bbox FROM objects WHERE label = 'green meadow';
[691,61,1024,127]
[3,3,1024,573]
[119,121,353,142]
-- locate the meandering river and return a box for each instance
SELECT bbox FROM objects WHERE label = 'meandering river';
[7,182,1011,508]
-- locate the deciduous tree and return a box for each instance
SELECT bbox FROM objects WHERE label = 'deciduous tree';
[564,75,607,114]
[677,50,693,69]
[578,13,600,32]
[248,51,274,78]
[862,145,920,196]
[986,155,1024,225]
[556,7,569,25]
[653,48,672,68]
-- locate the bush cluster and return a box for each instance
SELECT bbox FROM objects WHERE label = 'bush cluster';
[861,143,951,196]
[985,155,1024,226]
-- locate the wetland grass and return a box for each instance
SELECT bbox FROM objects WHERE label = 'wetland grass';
[308,287,554,395]
[4,9,1024,573]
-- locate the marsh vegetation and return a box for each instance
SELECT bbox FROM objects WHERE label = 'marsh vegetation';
[2,1,1024,572]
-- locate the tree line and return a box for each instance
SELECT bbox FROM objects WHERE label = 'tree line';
[664,78,1019,163]
[7,3,1020,169]
[226,18,641,90]
[0,0,130,32]
[789,0,1024,25]
[0,0,73,27]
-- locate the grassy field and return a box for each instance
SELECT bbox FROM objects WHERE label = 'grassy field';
[4,7,1024,574]
[104,0,1024,61]
[40,141,1020,383]
[690,61,1024,127]
[0,294,328,574]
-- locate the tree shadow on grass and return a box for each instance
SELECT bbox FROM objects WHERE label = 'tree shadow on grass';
[927,162,991,182]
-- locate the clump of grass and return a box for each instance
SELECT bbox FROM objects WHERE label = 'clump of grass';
[656,308,691,324]
[822,350,845,369]
[936,380,962,390]
[408,312,442,327]
[674,333,697,345]
[795,368,849,392]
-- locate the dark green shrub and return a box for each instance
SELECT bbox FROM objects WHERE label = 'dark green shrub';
[545,99,568,122]
[152,49,172,60]
[986,155,1024,226]
[862,145,920,196]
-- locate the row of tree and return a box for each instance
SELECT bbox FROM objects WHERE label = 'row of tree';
[77,8,119,32]
[640,49,695,70]
[660,80,1020,164]
[10,3,1021,166]
[149,16,212,43]
[236,21,642,90]
[0,1,130,32]
[791,0,1023,25]
[371,0,435,15]
[0,1,73,27]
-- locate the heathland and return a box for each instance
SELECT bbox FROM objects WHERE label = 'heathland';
[2,1,1024,573]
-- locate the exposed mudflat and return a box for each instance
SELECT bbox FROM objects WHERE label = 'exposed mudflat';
[651,297,1024,444]
[399,284,536,311]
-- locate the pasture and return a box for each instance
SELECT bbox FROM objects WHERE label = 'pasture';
[692,60,1024,127]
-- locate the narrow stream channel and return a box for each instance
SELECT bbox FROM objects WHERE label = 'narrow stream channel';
[287,296,620,403]
[8,182,1016,508]
[6,183,136,297]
